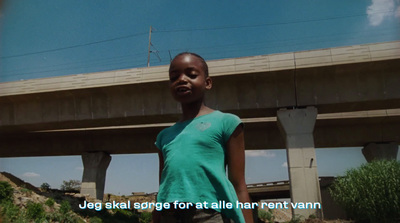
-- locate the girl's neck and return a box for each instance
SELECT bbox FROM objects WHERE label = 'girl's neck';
[180,101,214,121]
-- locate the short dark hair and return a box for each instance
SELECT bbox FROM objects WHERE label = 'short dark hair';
[170,52,209,77]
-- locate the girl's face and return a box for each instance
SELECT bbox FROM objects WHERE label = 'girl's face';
[168,54,212,104]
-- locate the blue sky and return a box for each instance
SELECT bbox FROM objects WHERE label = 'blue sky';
[0,0,400,195]
[1,0,399,81]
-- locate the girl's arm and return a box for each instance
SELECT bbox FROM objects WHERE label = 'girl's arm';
[227,125,254,223]
[152,151,164,223]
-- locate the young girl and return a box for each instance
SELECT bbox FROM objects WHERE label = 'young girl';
[153,52,253,223]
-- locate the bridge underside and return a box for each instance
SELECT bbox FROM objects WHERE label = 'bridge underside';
[1,59,399,135]
[1,59,400,157]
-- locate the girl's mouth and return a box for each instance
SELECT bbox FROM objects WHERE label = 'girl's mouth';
[176,86,191,95]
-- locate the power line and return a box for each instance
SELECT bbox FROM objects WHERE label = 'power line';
[160,25,400,56]
[3,57,148,79]
[1,9,396,60]
[3,26,397,79]
[3,51,147,74]
[154,9,397,33]
[1,32,148,59]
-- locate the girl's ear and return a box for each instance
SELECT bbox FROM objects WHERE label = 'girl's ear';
[205,77,212,90]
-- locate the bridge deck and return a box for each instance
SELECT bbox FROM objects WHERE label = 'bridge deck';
[1,41,399,156]
[1,41,399,97]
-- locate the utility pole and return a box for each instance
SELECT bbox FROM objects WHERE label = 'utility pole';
[147,26,152,67]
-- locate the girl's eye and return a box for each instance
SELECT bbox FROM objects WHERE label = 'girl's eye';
[169,72,178,81]
[188,74,197,78]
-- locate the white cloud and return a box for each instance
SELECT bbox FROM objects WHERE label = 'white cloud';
[396,4,400,17]
[22,172,40,178]
[367,0,399,26]
[245,150,276,158]
[281,162,288,168]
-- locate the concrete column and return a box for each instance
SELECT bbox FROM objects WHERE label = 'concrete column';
[277,107,322,219]
[362,142,399,162]
[80,152,111,201]
[252,203,259,223]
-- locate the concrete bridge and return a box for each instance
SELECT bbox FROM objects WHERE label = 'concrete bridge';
[247,180,290,201]
[247,177,345,219]
[1,41,400,218]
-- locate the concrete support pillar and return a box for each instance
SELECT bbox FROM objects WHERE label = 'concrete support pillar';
[80,152,111,201]
[252,203,259,223]
[277,107,322,219]
[362,142,399,162]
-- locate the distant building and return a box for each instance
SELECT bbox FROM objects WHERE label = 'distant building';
[131,192,146,196]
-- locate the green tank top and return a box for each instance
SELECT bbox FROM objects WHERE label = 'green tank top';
[155,111,245,223]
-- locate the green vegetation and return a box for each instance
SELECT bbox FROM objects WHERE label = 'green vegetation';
[1,199,148,223]
[0,180,154,223]
[40,182,51,192]
[1,199,76,223]
[0,181,13,202]
[26,201,46,221]
[287,214,304,223]
[139,211,152,223]
[308,214,316,219]
[89,216,103,223]
[56,200,77,222]
[60,200,72,214]
[0,200,22,222]
[45,198,55,207]
[60,179,81,191]
[20,187,32,196]
[330,160,400,223]
[258,209,275,223]
[0,180,80,223]
[95,208,140,223]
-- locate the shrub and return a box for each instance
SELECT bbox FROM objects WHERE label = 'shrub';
[90,216,103,223]
[0,181,13,203]
[139,211,152,223]
[40,182,51,192]
[26,201,45,221]
[45,198,55,207]
[60,213,78,223]
[61,180,81,191]
[20,187,32,196]
[288,214,304,223]
[0,200,21,222]
[52,200,81,223]
[60,200,72,214]
[258,209,274,223]
[113,208,138,221]
[308,214,316,219]
[330,160,400,223]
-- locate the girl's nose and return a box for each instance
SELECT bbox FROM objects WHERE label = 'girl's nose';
[177,74,188,83]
